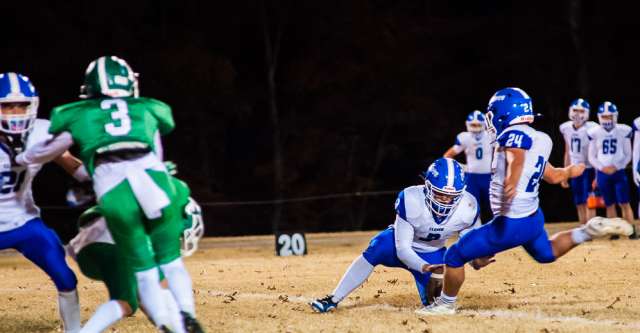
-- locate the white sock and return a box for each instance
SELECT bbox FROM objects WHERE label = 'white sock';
[58,290,81,333]
[162,288,186,333]
[135,268,170,328]
[160,258,196,316]
[571,227,592,244]
[439,292,457,304]
[331,255,374,303]
[79,300,124,333]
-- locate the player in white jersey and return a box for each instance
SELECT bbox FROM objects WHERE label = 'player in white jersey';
[310,158,494,313]
[444,110,493,221]
[632,116,640,218]
[0,73,89,332]
[559,99,597,224]
[418,87,633,316]
[587,101,634,224]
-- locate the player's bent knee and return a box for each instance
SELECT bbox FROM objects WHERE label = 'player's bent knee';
[533,252,556,264]
[443,244,466,268]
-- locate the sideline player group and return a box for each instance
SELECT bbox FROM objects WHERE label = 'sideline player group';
[0,57,205,332]
[311,87,636,315]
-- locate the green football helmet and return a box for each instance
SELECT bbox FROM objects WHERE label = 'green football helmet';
[80,56,139,99]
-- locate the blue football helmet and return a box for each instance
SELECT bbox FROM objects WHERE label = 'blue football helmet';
[568,98,590,126]
[465,110,486,133]
[485,87,534,139]
[422,158,466,220]
[0,73,39,134]
[597,101,617,131]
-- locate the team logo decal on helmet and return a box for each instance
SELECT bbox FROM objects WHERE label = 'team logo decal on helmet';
[80,56,139,99]
[597,101,618,131]
[568,98,590,126]
[0,73,39,134]
[422,158,466,223]
[485,87,534,139]
[181,197,205,257]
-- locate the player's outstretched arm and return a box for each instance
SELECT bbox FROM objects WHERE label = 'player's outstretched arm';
[443,146,460,159]
[543,162,586,185]
[54,151,90,182]
[15,132,74,166]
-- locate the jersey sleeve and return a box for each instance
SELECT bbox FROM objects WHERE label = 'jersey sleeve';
[496,129,533,150]
[48,106,72,135]
[558,121,570,137]
[394,189,422,222]
[145,98,175,135]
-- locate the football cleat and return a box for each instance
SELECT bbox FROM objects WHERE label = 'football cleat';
[310,295,338,313]
[414,297,456,316]
[628,225,639,240]
[181,311,205,333]
[585,217,633,238]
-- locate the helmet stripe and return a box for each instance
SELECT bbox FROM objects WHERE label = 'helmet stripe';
[97,57,109,94]
[446,158,454,187]
[8,73,20,95]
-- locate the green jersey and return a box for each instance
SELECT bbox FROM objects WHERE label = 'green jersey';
[49,97,174,174]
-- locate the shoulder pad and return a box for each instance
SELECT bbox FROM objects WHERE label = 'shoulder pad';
[496,129,533,149]
[456,192,479,223]
[394,186,424,220]
[559,121,571,133]
[455,132,467,146]
[586,121,598,129]
[618,124,632,138]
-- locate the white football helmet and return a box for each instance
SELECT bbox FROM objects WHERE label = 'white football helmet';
[181,197,205,257]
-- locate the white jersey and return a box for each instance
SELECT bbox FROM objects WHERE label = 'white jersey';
[394,185,479,253]
[452,131,492,174]
[559,121,597,167]
[490,125,552,218]
[0,119,51,232]
[587,124,632,170]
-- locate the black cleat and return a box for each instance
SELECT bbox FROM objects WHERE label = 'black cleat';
[159,325,175,333]
[181,311,205,333]
[310,295,339,313]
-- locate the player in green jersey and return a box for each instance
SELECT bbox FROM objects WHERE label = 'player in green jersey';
[67,179,203,333]
[16,56,200,333]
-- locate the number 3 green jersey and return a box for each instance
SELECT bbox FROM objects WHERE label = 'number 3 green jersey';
[49,97,175,174]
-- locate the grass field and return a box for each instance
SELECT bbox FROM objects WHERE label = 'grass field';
[1,222,639,332]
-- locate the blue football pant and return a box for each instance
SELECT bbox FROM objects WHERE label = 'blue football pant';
[362,227,446,305]
[0,218,77,291]
[445,209,555,268]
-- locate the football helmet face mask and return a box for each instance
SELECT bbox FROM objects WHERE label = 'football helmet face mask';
[0,73,38,134]
[597,101,618,131]
[568,98,590,127]
[485,87,534,138]
[422,158,466,223]
[465,110,486,134]
[80,56,139,99]
[181,197,205,257]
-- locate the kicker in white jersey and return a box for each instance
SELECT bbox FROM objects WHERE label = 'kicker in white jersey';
[490,124,552,218]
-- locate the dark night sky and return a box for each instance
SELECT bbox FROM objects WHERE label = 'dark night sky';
[1,1,639,237]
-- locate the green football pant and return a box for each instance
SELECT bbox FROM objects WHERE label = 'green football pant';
[76,242,139,312]
[98,170,189,272]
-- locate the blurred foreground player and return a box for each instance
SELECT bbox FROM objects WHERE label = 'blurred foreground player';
[559,99,597,224]
[418,88,633,315]
[310,158,494,312]
[0,72,86,333]
[14,56,201,332]
[66,190,203,333]
[444,111,493,222]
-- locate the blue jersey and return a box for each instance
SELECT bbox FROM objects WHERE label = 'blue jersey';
[490,124,552,218]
